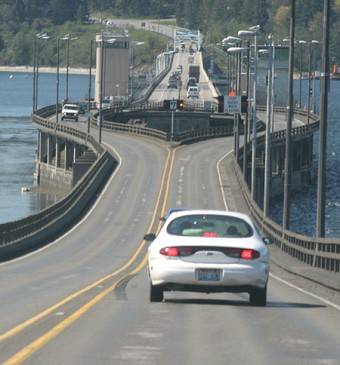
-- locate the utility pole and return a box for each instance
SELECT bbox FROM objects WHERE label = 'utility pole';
[316,0,330,238]
[282,0,295,231]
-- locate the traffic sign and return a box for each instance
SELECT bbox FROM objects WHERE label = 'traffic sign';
[170,100,177,110]
[224,95,241,113]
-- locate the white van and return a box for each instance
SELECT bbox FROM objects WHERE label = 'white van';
[187,86,199,98]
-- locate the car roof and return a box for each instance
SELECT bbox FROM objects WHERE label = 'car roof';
[166,209,254,226]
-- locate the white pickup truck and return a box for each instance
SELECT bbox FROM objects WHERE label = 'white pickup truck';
[61,103,80,122]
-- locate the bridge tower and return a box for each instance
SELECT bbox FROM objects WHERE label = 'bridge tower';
[95,33,130,104]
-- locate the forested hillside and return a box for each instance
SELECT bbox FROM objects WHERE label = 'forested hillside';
[0,0,339,67]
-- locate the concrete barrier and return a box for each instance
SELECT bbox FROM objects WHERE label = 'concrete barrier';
[0,107,117,262]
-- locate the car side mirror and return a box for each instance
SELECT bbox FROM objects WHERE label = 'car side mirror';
[144,233,156,241]
[262,237,273,245]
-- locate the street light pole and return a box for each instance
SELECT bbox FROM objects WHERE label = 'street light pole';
[32,37,37,113]
[35,39,40,111]
[262,38,274,217]
[316,0,330,238]
[243,41,250,179]
[250,26,259,202]
[298,40,307,108]
[56,38,60,124]
[88,39,93,134]
[99,33,105,144]
[283,0,295,231]
[33,33,49,111]
[66,36,70,102]
[307,40,319,125]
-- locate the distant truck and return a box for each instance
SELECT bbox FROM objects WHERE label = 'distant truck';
[189,64,200,83]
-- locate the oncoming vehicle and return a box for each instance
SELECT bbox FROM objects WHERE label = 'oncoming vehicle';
[61,103,79,121]
[187,86,199,98]
[146,210,270,306]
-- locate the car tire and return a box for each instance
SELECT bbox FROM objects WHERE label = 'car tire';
[150,283,163,302]
[249,286,267,306]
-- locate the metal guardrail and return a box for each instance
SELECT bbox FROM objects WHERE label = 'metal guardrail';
[0,106,116,261]
[132,51,174,104]
[254,107,320,146]
[98,100,217,114]
[233,157,340,272]
[234,108,340,273]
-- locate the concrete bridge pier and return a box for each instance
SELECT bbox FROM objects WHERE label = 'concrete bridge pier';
[55,137,62,168]
[64,142,73,170]
[34,130,96,190]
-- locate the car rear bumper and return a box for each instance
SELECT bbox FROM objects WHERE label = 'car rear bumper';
[149,261,269,290]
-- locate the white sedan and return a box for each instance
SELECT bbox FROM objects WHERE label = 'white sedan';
[146,210,270,306]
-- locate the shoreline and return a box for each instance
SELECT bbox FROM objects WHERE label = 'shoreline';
[0,66,95,75]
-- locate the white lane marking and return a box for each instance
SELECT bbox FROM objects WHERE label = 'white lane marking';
[270,273,340,312]
[216,148,340,312]
[0,142,122,267]
[217,150,234,211]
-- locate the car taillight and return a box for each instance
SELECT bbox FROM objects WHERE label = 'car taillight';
[160,247,179,256]
[159,246,193,257]
[240,249,260,260]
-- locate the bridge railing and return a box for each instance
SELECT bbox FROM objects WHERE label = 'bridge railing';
[0,106,116,262]
[132,51,174,104]
[254,106,320,145]
[234,108,340,272]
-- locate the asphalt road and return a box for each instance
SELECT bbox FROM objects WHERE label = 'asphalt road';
[1,126,340,364]
[149,47,216,105]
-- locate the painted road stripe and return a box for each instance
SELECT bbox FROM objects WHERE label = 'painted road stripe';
[4,253,149,365]
[217,149,340,313]
[0,146,174,343]
[1,146,176,364]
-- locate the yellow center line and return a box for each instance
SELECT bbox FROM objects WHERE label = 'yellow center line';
[0,146,174,344]
[4,253,149,365]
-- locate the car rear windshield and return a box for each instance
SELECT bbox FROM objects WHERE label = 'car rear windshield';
[166,214,253,238]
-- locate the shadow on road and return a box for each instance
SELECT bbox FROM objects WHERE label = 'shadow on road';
[164,298,326,309]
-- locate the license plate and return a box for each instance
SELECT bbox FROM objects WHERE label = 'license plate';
[196,269,221,281]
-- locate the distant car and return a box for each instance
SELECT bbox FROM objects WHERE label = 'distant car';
[167,80,178,89]
[176,65,183,74]
[146,210,270,306]
[61,103,79,121]
[187,86,199,98]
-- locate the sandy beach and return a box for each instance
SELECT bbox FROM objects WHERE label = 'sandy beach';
[0,65,95,75]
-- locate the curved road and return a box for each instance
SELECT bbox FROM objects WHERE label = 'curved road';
[1,126,340,364]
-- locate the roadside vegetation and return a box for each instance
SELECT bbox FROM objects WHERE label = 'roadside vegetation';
[1,0,340,68]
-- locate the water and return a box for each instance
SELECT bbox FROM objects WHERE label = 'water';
[270,79,340,237]
[0,71,93,224]
[1,72,340,237]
